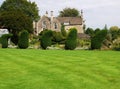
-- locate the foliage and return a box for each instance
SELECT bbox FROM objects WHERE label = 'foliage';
[102,33,112,49]
[0,0,39,21]
[61,24,67,37]
[65,28,77,50]
[77,39,91,48]
[52,31,66,44]
[0,34,13,48]
[29,35,39,45]
[109,26,120,40]
[111,37,120,51]
[40,30,53,49]
[91,30,107,49]
[85,28,94,38]
[59,8,80,17]
[0,11,33,33]
[39,29,49,40]
[94,28,100,34]
[18,30,29,49]
[0,11,33,45]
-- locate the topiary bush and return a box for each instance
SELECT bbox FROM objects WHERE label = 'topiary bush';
[65,28,77,50]
[0,34,13,48]
[40,30,53,49]
[91,29,107,49]
[18,30,29,49]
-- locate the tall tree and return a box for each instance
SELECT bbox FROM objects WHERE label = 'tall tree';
[59,8,80,17]
[0,10,33,44]
[0,0,39,21]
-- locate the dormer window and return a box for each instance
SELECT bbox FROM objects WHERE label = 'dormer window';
[64,22,69,25]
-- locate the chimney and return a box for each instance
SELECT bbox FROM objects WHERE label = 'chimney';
[51,11,53,21]
[45,11,48,17]
[81,9,83,18]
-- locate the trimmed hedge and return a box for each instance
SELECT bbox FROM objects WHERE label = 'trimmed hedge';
[91,30,107,49]
[40,30,53,49]
[65,28,77,50]
[18,30,29,49]
[0,34,13,48]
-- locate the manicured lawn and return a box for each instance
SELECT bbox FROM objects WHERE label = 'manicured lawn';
[0,49,120,89]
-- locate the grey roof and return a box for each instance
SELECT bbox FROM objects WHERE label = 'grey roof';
[56,17,82,25]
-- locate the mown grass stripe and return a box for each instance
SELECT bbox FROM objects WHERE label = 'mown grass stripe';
[0,49,120,89]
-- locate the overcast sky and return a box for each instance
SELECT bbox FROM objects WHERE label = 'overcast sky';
[0,0,120,29]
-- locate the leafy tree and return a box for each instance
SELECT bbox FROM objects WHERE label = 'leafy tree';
[65,28,77,50]
[0,34,13,48]
[0,10,33,44]
[0,0,39,21]
[91,30,107,49]
[94,28,100,34]
[110,26,119,31]
[59,8,80,17]
[109,26,120,40]
[40,30,53,49]
[18,30,29,49]
[85,28,94,38]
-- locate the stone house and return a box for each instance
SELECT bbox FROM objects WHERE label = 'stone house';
[33,10,85,35]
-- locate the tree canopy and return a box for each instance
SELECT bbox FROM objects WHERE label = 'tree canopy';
[0,10,33,44]
[59,8,80,17]
[0,10,33,33]
[0,0,40,21]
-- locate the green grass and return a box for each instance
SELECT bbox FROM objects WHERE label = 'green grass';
[0,49,120,89]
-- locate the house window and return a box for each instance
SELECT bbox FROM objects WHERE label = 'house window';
[42,21,46,30]
[54,23,57,29]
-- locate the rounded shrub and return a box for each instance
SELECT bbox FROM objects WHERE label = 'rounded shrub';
[65,28,77,50]
[40,30,53,49]
[0,34,13,48]
[91,30,107,49]
[18,30,29,49]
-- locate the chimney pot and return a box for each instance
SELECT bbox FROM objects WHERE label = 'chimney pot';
[51,11,53,16]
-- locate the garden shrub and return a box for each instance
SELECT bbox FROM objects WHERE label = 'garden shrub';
[39,29,48,40]
[111,37,120,51]
[91,30,107,49]
[40,30,53,49]
[52,31,66,44]
[65,28,77,50]
[18,30,29,49]
[0,34,13,48]
[11,34,19,45]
